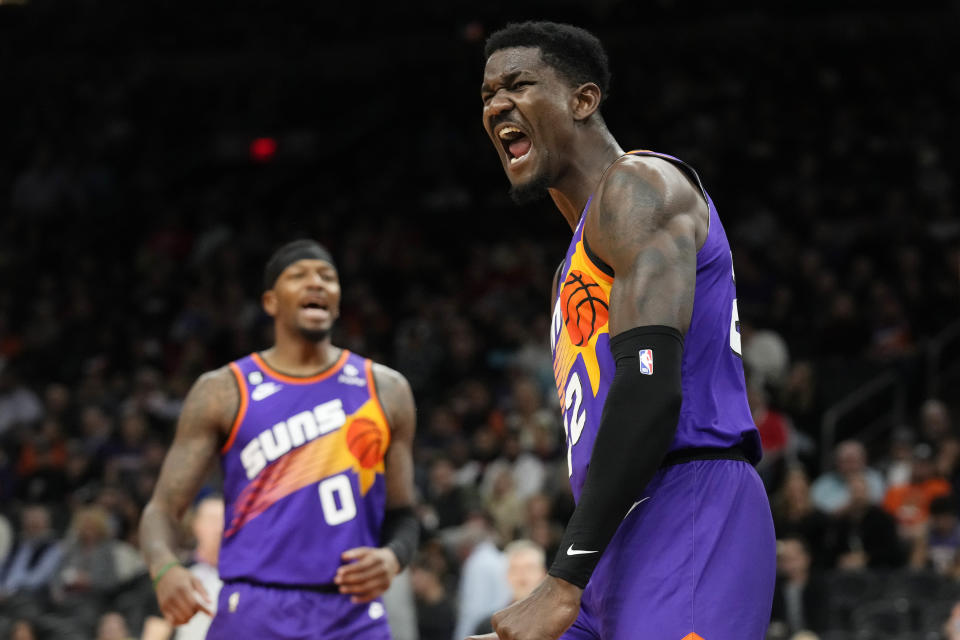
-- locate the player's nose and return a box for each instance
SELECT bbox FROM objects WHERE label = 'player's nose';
[484,91,514,121]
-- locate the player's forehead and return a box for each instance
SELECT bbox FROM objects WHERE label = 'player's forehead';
[280,258,337,275]
[482,46,548,86]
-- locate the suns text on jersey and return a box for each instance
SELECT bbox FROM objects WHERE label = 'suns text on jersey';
[239,399,347,479]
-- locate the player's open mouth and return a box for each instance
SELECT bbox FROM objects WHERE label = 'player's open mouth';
[300,300,330,321]
[496,124,533,168]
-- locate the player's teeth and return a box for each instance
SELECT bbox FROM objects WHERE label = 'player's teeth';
[499,127,520,139]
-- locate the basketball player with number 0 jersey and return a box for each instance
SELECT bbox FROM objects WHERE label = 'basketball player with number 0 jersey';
[140,240,419,639]
[471,22,775,640]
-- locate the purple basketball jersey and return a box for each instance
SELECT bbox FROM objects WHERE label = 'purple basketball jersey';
[218,350,390,585]
[550,150,762,501]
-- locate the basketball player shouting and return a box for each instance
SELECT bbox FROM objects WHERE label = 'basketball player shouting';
[471,22,775,640]
[140,240,418,639]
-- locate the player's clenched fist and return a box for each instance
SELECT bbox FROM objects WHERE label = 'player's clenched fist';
[467,575,582,640]
[335,546,401,603]
[154,564,213,626]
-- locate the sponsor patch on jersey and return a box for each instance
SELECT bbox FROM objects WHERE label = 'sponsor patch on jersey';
[338,364,366,387]
[251,381,283,401]
[368,602,385,620]
[638,349,654,375]
[247,371,263,386]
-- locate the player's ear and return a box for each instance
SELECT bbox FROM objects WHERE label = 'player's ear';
[262,289,278,317]
[571,82,602,122]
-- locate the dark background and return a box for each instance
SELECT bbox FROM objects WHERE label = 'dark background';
[1,1,959,638]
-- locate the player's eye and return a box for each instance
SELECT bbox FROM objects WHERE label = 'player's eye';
[513,81,533,90]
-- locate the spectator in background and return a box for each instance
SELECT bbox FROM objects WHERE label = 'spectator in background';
[0,361,43,438]
[749,383,793,489]
[770,466,832,568]
[95,611,135,640]
[883,442,952,539]
[826,472,905,570]
[452,512,510,640]
[769,537,829,636]
[7,618,40,640]
[878,427,916,488]
[473,540,547,635]
[481,428,545,504]
[921,398,954,447]
[424,456,478,532]
[50,505,122,629]
[174,495,224,640]
[483,466,525,543]
[910,495,960,575]
[810,440,885,514]
[410,555,456,640]
[0,504,63,614]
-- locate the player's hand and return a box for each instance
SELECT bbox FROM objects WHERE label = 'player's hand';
[335,546,400,603]
[468,575,582,640]
[154,565,213,626]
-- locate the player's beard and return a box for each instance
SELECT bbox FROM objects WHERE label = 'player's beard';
[298,326,331,343]
[509,173,551,205]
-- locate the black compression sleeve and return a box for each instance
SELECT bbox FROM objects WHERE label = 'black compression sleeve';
[549,326,684,588]
[380,506,419,569]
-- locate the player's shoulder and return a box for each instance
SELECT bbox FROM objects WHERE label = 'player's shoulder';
[185,365,241,424]
[368,361,412,396]
[597,153,703,217]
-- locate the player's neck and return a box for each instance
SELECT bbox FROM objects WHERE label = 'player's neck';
[549,129,623,231]
[262,336,341,376]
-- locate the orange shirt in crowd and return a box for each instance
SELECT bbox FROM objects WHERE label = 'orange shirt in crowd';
[883,478,952,528]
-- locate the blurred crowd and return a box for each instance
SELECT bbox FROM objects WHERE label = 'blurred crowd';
[1,2,959,639]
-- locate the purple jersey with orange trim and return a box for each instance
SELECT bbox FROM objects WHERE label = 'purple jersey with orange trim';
[550,150,761,501]
[218,350,390,585]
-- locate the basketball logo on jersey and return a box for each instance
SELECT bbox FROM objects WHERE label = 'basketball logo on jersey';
[639,349,654,375]
[559,270,609,346]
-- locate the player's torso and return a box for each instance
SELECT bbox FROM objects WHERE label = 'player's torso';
[219,350,390,585]
[550,150,761,501]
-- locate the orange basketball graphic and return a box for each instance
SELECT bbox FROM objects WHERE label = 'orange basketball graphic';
[347,418,384,469]
[560,270,609,346]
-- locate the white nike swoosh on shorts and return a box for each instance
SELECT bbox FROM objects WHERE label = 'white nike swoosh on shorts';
[566,545,599,556]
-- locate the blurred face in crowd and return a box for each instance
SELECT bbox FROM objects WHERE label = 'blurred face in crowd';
[481,47,581,203]
[22,505,51,539]
[846,472,871,511]
[506,544,547,601]
[263,259,341,343]
[835,441,867,476]
[96,612,130,640]
[776,538,810,583]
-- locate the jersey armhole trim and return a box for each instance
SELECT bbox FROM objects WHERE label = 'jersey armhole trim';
[581,233,615,281]
[365,360,392,452]
[221,362,249,454]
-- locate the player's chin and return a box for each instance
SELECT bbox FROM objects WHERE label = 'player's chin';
[297,325,331,343]
[508,171,551,205]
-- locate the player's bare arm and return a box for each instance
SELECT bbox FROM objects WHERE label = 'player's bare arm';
[474,158,703,640]
[335,363,418,603]
[139,367,238,625]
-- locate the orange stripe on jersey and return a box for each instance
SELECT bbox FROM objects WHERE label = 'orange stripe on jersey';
[681,634,705,640]
[221,363,249,454]
[251,350,350,384]
[364,360,392,453]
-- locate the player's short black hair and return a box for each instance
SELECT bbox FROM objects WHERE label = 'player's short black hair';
[484,21,611,102]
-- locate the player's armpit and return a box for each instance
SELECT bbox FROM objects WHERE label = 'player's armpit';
[371,363,416,510]
[371,364,419,567]
[140,367,238,577]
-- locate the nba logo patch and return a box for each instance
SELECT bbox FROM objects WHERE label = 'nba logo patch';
[638,349,654,375]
